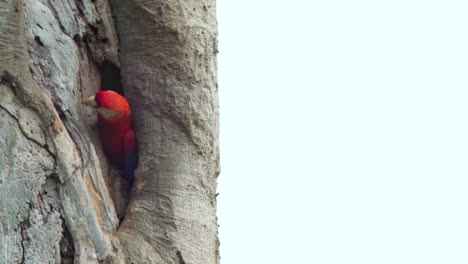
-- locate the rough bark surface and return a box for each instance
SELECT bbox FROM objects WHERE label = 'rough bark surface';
[0,0,219,263]
[112,0,220,263]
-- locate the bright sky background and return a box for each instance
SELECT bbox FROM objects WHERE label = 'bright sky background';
[217,1,468,263]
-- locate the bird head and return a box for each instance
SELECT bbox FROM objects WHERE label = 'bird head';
[83,90,131,121]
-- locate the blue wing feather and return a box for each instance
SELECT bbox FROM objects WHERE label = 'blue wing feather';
[124,130,138,187]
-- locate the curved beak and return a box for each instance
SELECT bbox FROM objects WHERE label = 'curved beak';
[83,96,96,107]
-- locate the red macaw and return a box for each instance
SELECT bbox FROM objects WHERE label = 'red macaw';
[83,90,138,186]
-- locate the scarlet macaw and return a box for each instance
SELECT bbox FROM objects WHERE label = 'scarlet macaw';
[83,90,138,186]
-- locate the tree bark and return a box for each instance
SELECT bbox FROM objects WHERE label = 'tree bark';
[0,0,219,263]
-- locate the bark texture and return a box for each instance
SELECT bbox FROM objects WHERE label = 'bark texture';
[112,1,220,263]
[0,0,219,263]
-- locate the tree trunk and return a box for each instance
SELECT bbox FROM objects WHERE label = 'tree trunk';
[0,0,219,263]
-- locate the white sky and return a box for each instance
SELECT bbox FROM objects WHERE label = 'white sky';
[216,1,468,263]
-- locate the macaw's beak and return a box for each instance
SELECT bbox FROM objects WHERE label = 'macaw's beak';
[83,96,96,107]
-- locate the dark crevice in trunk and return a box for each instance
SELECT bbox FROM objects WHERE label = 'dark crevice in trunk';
[19,217,30,264]
[98,60,132,223]
[100,61,123,95]
[59,221,75,264]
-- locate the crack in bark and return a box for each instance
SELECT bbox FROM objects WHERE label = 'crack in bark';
[176,250,187,264]
[0,104,57,165]
[0,71,57,129]
[59,218,75,264]
[19,216,29,264]
[44,0,68,36]
[62,116,92,173]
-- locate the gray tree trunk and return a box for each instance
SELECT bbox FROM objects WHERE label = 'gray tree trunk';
[0,0,220,263]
